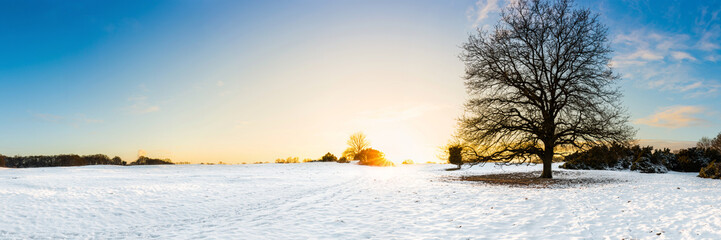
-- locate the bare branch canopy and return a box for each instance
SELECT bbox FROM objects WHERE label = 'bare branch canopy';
[459,0,635,178]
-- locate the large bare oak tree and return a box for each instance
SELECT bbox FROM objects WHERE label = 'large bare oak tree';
[459,0,634,178]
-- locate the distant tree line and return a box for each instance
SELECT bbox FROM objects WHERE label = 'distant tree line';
[0,154,126,168]
[0,154,175,168]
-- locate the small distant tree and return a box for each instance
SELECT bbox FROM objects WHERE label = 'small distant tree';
[320,152,338,162]
[345,132,370,160]
[448,145,463,169]
[337,156,350,163]
[111,156,126,165]
[697,132,721,152]
[402,159,414,164]
[0,154,5,167]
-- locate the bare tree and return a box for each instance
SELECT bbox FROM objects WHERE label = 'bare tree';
[459,0,634,178]
[697,132,721,152]
[345,132,370,160]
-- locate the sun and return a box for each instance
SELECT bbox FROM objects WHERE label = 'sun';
[372,132,437,165]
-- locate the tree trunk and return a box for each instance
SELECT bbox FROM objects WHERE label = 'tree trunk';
[539,145,554,179]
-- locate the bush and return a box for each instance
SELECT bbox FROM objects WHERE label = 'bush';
[402,159,414,164]
[673,147,721,172]
[337,156,349,163]
[275,157,299,164]
[448,145,463,168]
[699,161,721,179]
[320,152,338,162]
[561,144,678,173]
[0,154,5,167]
[130,156,174,165]
[561,144,721,176]
[560,143,633,170]
[356,148,394,166]
[630,147,676,173]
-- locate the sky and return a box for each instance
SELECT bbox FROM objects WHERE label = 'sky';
[0,0,719,163]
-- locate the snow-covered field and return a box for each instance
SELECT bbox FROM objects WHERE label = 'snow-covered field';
[1,163,721,239]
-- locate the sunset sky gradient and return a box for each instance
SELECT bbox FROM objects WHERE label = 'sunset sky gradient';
[1,0,719,163]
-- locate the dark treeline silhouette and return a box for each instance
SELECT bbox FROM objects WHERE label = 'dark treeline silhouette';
[0,154,126,168]
[130,156,174,165]
[303,152,341,163]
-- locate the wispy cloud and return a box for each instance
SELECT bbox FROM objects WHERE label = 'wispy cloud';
[694,7,720,52]
[126,84,160,114]
[612,30,691,64]
[636,139,697,150]
[612,25,720,97]
[670,51,697,61]
[468,0,501,28]
[696,30,720,51]
[619,61,720,98]
[127,96,160,114]
[33,112,63,123]
[624,49,665,61]
[467,0,520,28]
[634,105,709,128]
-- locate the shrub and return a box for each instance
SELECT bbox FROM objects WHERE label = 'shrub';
[699,161,721,179]
[356,148,394,166]
[560,144,677,173]
[448,145,463,168]
[0,154,5,167]
[337,156,349,163]
[275,157,299,164]
[402,159,414,164]
[320,152,338,162]
[630,147,676,173]
[130,156,173,165]
[560,143,633,170]
[673,147,721,172]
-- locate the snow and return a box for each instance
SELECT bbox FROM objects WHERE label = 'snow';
[1,163,721,239]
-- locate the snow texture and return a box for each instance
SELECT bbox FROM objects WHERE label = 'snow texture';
[1,163,721,239]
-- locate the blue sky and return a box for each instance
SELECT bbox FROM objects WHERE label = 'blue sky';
[0,0,719,163]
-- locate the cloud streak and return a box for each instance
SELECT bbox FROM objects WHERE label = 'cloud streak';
[126,84,160,114]
[468,0,501,27]
[635,106,709,128]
